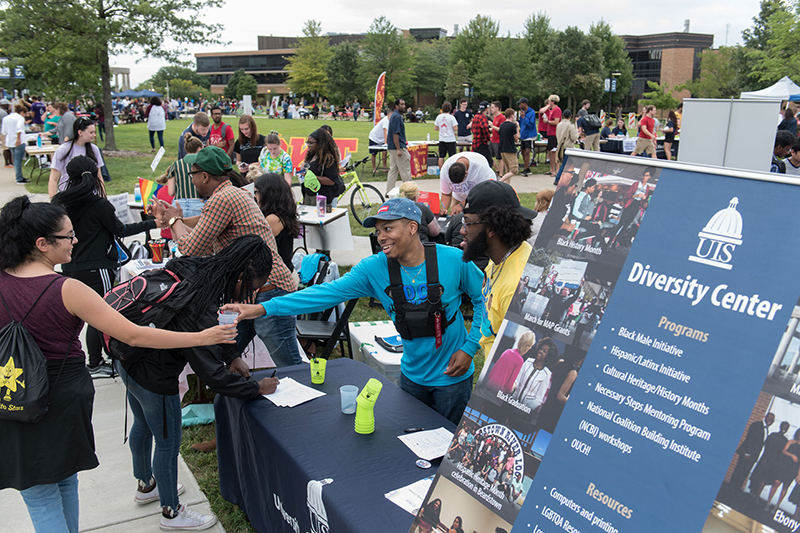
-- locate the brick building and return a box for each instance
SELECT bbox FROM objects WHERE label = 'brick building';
[620,32,714,104]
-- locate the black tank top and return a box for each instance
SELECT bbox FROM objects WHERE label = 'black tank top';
[274,227,294,272]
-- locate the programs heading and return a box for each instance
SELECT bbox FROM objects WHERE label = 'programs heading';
[626,262,783,321]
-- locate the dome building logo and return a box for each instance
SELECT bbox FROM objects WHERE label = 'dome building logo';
[688,197,743,271]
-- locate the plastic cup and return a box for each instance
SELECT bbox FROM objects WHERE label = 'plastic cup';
[340,385,358,414]
[149,240,165,263]
[316,195,326,217]
[218,311,238,326]
[310,357,327,384]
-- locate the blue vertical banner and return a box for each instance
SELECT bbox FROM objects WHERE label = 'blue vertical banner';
[410,152,800,533]
[515,163,800,532]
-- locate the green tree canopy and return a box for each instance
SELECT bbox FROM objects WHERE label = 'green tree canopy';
[223,69,247,100]
[411,39,450,106]
[138,66,211,92]
[639,81,682,112]
[235,74,258,101]
[286,20,332,102]
[450,15,499,80]
[589,20,634,108]
[678,47,743,99]
[475,35,534,107]
[359,16,415,102]
[748,3,800,85]
[0,0,224,150]
[539,27,605,111]
[520,12,554,102]
[167,79,205,102]
[326,41,362,106]
[444,60,470,101]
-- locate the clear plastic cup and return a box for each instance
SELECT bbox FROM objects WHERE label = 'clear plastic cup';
[218,311,238,326]
[340,385,358,414]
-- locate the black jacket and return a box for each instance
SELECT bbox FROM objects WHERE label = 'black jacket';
[61,195,156,272]
[120,262,261,399]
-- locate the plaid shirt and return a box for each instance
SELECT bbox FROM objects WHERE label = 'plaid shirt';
[471,113,490,149]
[176,181,295,292]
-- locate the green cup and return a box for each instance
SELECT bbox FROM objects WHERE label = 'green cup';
[310,358,326,385]
[354,378,383,435]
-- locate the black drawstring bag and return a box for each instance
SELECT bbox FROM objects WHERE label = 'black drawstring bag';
[0,278,74,423]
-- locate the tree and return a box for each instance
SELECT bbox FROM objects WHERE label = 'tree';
[444,60,470,101]
[0,0,224,150]
[539,27,605,111]
[748,5,800,85]
[286,20,332,102]
[139,66,211,92]
[167,79,204,102]
[450,15,499,80]
[359,16,415,103]
[740,0,789,89]
[326,41,361,106]
[411,39,449,106]
[223,69,246,100]
[475,35,534,106]
[639,81,682,112]
[520,12,554,102]
[589,20,634,108]
[678,47,743,99]
[235,74,258,100]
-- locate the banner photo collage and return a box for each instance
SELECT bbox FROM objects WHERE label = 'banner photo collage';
[409,152,800,533]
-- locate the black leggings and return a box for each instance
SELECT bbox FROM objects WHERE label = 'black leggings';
[65,268,114,367]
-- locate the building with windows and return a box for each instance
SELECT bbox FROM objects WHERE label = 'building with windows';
[620,32,714,103]
[196,34,367,98]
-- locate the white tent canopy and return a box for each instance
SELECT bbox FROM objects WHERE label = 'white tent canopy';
[740,76,800,101]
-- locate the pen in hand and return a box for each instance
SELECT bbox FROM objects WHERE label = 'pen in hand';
[271,370,277,378]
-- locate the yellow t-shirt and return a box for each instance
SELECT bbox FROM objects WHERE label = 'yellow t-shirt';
[479,241,533,356]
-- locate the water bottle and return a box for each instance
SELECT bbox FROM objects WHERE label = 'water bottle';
[36,135,42,148]
[427,133,430,142]
[134,185,142,203]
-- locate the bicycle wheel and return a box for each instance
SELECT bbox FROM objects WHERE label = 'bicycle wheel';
[291,183,304,205]
[350,183,385,226]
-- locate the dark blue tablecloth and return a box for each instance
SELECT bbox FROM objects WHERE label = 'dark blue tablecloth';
[215,358,456,533]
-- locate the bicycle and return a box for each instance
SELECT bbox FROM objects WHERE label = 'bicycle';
[292,155,384,227]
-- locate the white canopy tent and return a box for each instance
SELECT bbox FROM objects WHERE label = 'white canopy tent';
[740,76,800,101]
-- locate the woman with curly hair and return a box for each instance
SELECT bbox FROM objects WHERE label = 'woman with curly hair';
[300,128,344,206]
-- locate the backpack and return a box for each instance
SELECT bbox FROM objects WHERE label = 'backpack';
[584,114,602,129]
[102,267,196,363]
[0,278,76,423]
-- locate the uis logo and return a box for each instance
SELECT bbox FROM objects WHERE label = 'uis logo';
[688,197,743,271]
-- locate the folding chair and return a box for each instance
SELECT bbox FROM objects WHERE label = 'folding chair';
[295,298,358,359]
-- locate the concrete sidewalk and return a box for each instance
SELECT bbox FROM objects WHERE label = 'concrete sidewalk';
[0,377,225,532]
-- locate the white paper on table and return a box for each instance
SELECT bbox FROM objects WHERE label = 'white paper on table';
[397,427,454,461]
[262,377,326,407]
[385,476,434,515]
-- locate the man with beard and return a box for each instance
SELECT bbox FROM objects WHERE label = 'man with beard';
[221,198,484,424]
[461,181,536,355]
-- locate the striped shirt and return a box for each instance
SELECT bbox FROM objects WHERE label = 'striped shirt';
[168,154,199,199]
[176,181,295,292]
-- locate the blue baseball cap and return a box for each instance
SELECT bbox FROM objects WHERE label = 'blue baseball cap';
[363,197,422,227]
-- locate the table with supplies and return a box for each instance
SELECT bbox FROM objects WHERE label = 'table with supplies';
[296,205,353,252]
[215,358,456,533]
[24,143,57,183]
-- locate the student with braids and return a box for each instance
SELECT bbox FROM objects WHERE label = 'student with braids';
[113,235,280,530]
[0,197,237,533]
[52,155,167,377]
[300,128,345,206]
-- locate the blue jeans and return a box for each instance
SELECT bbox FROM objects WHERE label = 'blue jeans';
[149,129,164,149]
[400,372,473,425]
[12,143,26,182]
[176,198,204,218]
[236,288,302,367]
[114,361,182,510]
[19,473,79,533]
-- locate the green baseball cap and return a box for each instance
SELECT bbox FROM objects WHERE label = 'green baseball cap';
[194,146,232,175]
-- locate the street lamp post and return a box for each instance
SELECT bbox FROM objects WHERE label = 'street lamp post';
[608,71,622,119]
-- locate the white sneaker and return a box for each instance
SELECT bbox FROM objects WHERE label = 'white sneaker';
[135,482,185,504]
[160,504,217,530]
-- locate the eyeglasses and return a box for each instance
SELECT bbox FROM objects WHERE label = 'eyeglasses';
[462,219,484,227]
[306,139,317,144]
[189,169,206,176]
[50,232,76,242]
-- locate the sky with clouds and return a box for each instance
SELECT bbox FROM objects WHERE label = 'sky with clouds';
[114,1,764,89]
